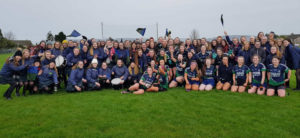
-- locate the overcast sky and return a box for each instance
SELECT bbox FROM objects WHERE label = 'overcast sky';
[0,0,300,43]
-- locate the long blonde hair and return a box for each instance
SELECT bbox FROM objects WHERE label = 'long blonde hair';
[128,62,139,75]
[41,50,51,61]
[47,62,58,76]
[22,49,30,65]
[271,46,283,59]
[89,42,98,56]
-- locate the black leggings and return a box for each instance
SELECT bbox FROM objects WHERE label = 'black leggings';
[3,82,17,98]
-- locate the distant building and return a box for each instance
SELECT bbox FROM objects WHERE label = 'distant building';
[11,40,33,47]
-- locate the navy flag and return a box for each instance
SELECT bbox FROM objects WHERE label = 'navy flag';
[68,30,81,37]
[82,35,87,40]
[136,28,146,36]
[165,28,171,37]
[221,14,224,27]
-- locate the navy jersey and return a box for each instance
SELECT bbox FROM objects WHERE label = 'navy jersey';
[185,67,198,79]
[203,65,215,79]
[176,60,186,76]
[267,64,289,86]
[141,74,156,85]
[232,65,249,80]
[197,52,210,62]
[166,51,177,65]
[249,63,266,83]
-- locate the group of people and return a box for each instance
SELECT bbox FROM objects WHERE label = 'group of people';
[1,31,299,100]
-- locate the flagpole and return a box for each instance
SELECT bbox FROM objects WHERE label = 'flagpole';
[156,22,158,41]
[101,22,104,40]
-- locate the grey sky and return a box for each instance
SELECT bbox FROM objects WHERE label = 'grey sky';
[0,0,299,43]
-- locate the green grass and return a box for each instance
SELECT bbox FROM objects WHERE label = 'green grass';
[0,53,300,137]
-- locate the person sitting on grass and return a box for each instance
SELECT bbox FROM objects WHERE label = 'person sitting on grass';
[184,61,201,91]
[121,67,159,94]
[86,59,101,91]
[231,56,250,93]
[216,55,233,91]
[38,60,58,94]
[267,56,291,97]
[127,62,140,86]
[111,59,129,89]
[98,62,112,88]
[169,54,186,88]
[66,61,86,92]
[199,57,215,91]
[248,55,267,95]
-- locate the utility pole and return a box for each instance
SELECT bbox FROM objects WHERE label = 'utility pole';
[101,22,104,40]
[156,22,158,41]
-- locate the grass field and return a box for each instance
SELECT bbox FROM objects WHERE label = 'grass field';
[0,53,300,137]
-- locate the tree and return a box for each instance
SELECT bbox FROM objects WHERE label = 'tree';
[0,28,17,49]
[0,29,3,39]
[4,31,16,40]
[46,31,54,42]
[190,29,199,40]
[54,32,66,43]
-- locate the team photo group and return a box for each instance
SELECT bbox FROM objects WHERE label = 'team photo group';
[1,30,300,100]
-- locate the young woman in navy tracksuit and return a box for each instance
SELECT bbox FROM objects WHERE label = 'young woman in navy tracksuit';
[266,46,285,66]
[115,43,130,66]
[62,40,75,57]
[98,62,111,88]
[51,42,67,88]
[213,48,223,69]
[38,61,58,94]
[284,39,300,90]
[197,45,210,69]
[66,48,82,77]
[0,51,28,100]
[80,45,90,69]
[41,50,54,66]
[98,62,112,88]
[238,42,251,66]
[111,59,129,89]
[86,59,101,90]
[50,41,63,58]
[66,61,87,92]
[216,55,233,91]
[17,49,33,96]
[135,49,147,74]
[87,42,108,67]
[146,49,156,66]
[127,62,140,85]
[224,31,242,61]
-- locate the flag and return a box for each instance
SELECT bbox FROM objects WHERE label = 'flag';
[136,28,146,36]
[82,36,87,40]
[165,28,171,37]
[221,14,224,27]
[68,30,81,37]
